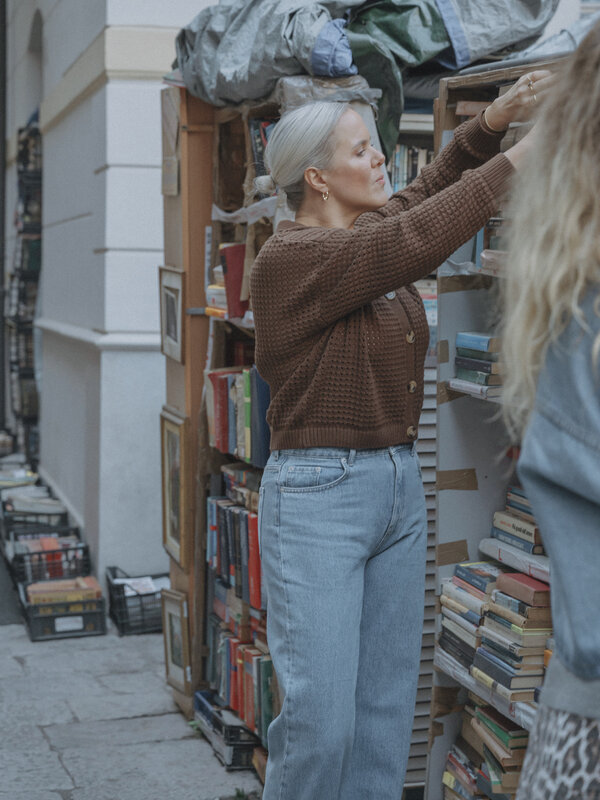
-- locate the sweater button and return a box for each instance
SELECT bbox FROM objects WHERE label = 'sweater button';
[406,330,415,344]
[407,380,417,393]
[407,425,417,439]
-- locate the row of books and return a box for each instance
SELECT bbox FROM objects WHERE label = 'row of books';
[208,615,278,750]
[449,331,502,400]
[206,242,249,320]
[207,496,263,611]
[389,143,434,192]
[205,365,270,468]
[443,693,530,799]
[439,555,552,704]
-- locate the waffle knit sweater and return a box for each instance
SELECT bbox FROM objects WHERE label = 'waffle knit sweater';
[250,112,513,450]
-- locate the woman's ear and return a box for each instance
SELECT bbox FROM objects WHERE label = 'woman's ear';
[304,167,328,195]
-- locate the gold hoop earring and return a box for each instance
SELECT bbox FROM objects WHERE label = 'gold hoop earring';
[321,191,329,201]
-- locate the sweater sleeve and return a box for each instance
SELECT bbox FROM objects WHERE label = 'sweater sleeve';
[356,111,506,226]
[315,152,513,325]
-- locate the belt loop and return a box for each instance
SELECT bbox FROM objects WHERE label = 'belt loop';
[347,449,356,466]
[272,449,279,461]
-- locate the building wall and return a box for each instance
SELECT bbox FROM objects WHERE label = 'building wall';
[4,0,212,585]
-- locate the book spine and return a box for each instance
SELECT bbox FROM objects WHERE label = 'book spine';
[455,332,494,351]
[440,595,481,626]
[243,369,252,464]
[490,525,543,554]
[451,575,486,600]
[442,606,479,636]
[473,652,516,688]
[456,347,499,362]
[442,579,487,615]
[493,511,540,544]
[492,590,528,617]
[454,564,492,594]
[455,356,494,374]
[455,367,497,386]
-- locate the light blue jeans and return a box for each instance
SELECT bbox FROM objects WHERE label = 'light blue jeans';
[258,444,427,800]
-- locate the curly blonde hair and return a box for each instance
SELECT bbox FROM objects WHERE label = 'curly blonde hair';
[501,21,600,441]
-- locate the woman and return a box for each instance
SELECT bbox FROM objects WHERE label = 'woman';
[250,73,551,799]
[501,25,600,800]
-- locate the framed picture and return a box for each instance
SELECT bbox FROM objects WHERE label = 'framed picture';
[159,266,185,363]
[160,407,189,569]
[161,588,192,694]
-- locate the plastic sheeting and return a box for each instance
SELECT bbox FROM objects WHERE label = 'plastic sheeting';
[175,0,560,155]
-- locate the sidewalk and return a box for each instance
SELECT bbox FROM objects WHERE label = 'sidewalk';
[0,618,263,800]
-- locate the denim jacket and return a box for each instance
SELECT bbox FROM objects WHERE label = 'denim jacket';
[518,287,600,682]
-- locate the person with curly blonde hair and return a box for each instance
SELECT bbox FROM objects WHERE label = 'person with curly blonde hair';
[501,22,600,800]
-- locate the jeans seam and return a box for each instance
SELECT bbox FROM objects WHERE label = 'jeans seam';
[277,488,291,799]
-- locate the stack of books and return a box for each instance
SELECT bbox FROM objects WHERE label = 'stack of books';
[389,143,434,191]
[205,242,250,321]
[204,364,270,468]
[489,485,545,555]
[471,571,552,704]
[448,692,530,799]
[449,332,503,400]
[25,575,103,604]
[438,561,507,671]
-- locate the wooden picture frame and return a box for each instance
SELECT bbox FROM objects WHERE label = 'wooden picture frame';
[160,407,189,569]
[161,588,192,694]
[159,266,185,363]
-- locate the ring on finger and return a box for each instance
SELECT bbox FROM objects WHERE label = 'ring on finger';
[531,93,537,104]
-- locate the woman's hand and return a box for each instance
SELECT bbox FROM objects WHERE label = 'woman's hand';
[484,70,556,131]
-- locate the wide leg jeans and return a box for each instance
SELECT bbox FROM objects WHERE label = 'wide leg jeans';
[258,444,427,800]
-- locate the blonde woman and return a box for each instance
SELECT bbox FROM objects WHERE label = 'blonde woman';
[502,23,600,800]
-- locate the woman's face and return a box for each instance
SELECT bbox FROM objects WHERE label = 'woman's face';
[322,109,388,213]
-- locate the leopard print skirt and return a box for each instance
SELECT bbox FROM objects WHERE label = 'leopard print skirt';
[516,703,600,800]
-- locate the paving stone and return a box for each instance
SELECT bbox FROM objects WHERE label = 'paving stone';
[66,670,175,721]
[43,712,195,750]
[64,738,263,800]
[0,747,74,793]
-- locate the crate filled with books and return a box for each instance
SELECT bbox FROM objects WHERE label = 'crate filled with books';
[0,482,107,641]
[425,58,562,800]
[106,566,171,636]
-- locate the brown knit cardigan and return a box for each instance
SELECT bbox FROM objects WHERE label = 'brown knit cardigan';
[250,112,512,450]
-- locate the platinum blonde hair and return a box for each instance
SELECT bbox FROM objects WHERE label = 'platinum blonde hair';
[501,20,600,440]
[254,101,350,211]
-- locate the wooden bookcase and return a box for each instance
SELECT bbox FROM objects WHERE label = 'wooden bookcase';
[424,58,564,799]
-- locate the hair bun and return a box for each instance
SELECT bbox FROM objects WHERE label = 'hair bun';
[254,174,276,195]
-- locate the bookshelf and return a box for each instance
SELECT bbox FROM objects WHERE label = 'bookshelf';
[424,58,564,800]
[161,79,445,789]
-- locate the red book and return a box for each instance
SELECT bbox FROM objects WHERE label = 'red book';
[220,243,248,319]
[495,573,551,607]
[40,536,63,578]
[451,575,486,601]
[244,646,262,731]
[229,638,240,712]
[247,512,262,610]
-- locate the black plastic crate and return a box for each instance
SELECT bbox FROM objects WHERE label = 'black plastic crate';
[18,582,106,642]
[193,690,260,770]
[106,566,168,635]
[0,499,69,538]
[8,525,88,583]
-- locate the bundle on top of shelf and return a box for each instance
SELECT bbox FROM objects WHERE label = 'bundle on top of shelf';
[449,332,503,400]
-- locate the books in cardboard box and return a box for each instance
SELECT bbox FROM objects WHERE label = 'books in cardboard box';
[26,576,102,604]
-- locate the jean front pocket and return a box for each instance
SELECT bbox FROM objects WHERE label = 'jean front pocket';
[280,458,349,493]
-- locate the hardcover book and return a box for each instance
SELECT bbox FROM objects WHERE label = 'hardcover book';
[473,650,544,689]
[455,355,503,374]
[490,525,544,555]
[455,367,502,386]
[491,589,552,624]
[493,510,542,545]
[495,572,551,607]
[219,243,249,319]
[455,331,501,353]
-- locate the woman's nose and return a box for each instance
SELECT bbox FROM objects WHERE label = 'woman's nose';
[372,149,385,167]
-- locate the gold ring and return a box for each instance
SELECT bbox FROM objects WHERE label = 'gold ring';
[528,79,534,91]
[531,93,537,104]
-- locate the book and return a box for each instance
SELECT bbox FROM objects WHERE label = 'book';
[441,578,487,615]
[505,503,536,525]
[475,705,529,748]
[456,347,500,362]
[473,650,544,689]
[455,356,503,374]
[440,594,482,626]
[483,745,521,792]
[492,510,542,545]
[438,632,475,669]
[243,646,262,731]
[227,374,238,456]
[206,283,228,311]
[439,624,477,660]
[250,365,270,469]
[441,616,481,650]
[490,525,544,555]
[454,561,506,595]
[455,332,501,353]
[452,575,487,601]
[488,595,551,628]
[243,368,252,464]
[482,614,551,647]
[470,665,536,702]
[470,717,526,767]
[219,243,248,319]
[479,641,544,671]
[448,378,502,399]
[480,625,545,658]
[455,368,502,386]
[239,509,250,605]
[475,769,513,800]
[495,572,550,607]
[247,511,262,610]
[442,606,480,637]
